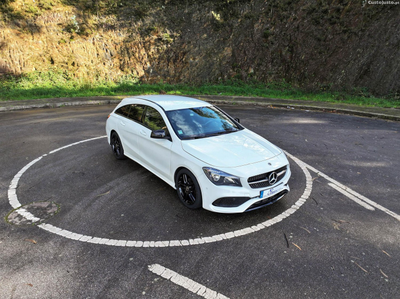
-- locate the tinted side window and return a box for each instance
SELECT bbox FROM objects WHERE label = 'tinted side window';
[128,105,145,122]
[115,104,145,122]
[143,107,168,132]
[115,105,131,117]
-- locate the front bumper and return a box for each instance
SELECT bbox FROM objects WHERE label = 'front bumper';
[199,157,291,213]
[212,185,290,212]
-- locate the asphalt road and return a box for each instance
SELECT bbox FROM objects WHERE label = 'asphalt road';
[1,104,399,299]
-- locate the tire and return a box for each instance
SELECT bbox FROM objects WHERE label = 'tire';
[110,132,126,160]
[175,169,202,209]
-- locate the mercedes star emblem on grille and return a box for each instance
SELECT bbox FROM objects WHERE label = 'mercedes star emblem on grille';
[268,172,277,185]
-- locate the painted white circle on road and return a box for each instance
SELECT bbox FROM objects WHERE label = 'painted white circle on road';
[8,136,312,247]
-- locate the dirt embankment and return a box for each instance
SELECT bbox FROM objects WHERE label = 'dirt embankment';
[1,0,399,97]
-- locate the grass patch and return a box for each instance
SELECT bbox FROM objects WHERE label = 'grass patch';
[1,72,399,108]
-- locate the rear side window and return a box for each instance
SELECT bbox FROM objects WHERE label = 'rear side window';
[128,105,146,122]
[115,105,131,117]
[115,104,145,122]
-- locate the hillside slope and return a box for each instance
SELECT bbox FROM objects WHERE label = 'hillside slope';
[0,0,399,97]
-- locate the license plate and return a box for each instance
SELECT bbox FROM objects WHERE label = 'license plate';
[260,185,283,199]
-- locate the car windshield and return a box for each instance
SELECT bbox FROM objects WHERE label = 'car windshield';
[166,106,242,140]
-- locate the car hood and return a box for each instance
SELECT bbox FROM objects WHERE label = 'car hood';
[181,129,282,168]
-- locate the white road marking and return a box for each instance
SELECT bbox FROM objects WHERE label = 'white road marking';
[300,160,400,222]
[8,137,312,247]
[16,208,41,222]
[148,264,230,299]
[48,136,106,154]
[328,183,375,211]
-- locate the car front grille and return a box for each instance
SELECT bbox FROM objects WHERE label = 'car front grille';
[247,165,287,189]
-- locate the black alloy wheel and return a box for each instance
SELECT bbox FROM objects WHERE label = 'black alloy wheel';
[110,132,126,160]
[176,169,202,209]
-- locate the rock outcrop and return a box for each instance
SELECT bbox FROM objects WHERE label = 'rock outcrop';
[1,0,399,96]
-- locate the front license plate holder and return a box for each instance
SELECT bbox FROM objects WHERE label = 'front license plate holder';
[260,185,283,199]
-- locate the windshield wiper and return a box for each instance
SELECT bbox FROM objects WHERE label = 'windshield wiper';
[207,129,238,137]
[183,129,238,140]
[183,135,207,140]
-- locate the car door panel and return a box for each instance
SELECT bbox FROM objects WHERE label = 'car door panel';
[116,104,146,159]
[135,106,173,179]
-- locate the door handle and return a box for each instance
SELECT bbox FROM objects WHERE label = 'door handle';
[120,121,125,126]
[140,130,147,136]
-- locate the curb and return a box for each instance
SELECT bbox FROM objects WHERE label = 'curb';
[206,100,400,122]
[0,99,122,112]
[1,95,399,122]
[195,95,400,122]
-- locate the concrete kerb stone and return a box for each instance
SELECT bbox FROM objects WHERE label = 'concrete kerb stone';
[0,99,122,112]
[204,99,400,122]
[0,96,124,112]
[1,95,398,122]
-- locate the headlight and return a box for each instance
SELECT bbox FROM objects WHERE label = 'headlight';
[202,167,242,187]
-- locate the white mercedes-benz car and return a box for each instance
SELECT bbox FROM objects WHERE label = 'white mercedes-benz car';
[106,95,291,213]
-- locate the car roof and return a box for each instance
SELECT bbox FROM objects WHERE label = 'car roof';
[120,95,212,111]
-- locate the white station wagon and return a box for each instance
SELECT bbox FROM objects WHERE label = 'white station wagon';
[106,95,291,213]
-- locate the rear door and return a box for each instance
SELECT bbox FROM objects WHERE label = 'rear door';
[135,105,173,180]
[116,104,145,158]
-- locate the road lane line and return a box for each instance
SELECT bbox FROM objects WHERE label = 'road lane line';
[49,136,106,154]
[295,157,400,222]
[148,264,229,299]
[328,183,375,211]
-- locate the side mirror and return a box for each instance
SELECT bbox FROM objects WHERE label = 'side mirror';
[234,117,240,123]
[151,129,171,141]
[151,129,166,138]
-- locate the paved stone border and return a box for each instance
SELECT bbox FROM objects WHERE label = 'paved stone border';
[6,202,60,225]
[1,95,399,122]
[7,137,313,247]
[203,99,400,122]
[0,99,122,112]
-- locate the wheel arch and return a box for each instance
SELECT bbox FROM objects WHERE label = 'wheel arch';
[174,167,188,185]
[173,166,202,189]
[174,166,203,209]
[109,129,117,144]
